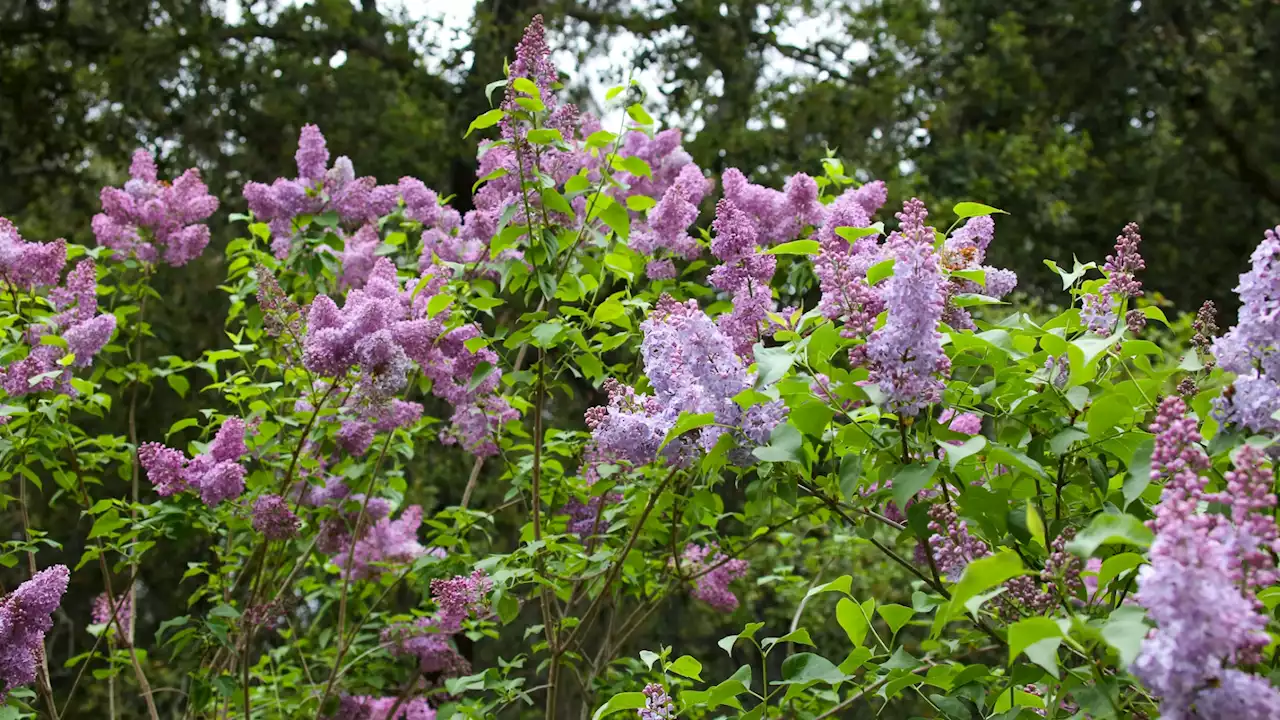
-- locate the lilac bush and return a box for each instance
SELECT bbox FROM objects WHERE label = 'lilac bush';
[2,13,1279,720]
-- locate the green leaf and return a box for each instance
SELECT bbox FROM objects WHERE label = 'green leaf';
[1102,605,1148,667]
[891,460,939,510]
[944,551,1028,622]
[617,155,652,179]
[773,628,815,647]
[777,653,850,685]
[942,436,986,471]
[766,240,820,255]
[789,400,834,438]
[752,422,803,464]
[1008,617,1064,677]
[804,576,852,599]
[1066,513,1154,557]
[88,511,126,539]
[1096,552,1145,591]
[511,77,539,96]
[464,109,505,137]
[876,604,914,635]
[530,322,563,348]
[1122,438,1154,509]
[1044,255,1097,291]
[753,345,795,387]
[660,412,716,451]
[599,201,630,239]
[866,258,895,285]
[426,293,453,318]
[953,201,1007,218]
[165,374,190,398]
[833,224,884,242]
[592,692,647,720]
[592,296,630,328]
[667,655,703,681]
[626,104,654,125]
[586,130,618,148]
[718,622,765,655]
[526,128,562,145]
[626,195,656,212]
[836,597,873,647]
[1025,503,1047,549]
[639,650,660,670]
[987,444,1047,479]
[167,418,199,437]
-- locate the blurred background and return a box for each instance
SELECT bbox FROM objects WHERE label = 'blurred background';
[2,0,1277,717]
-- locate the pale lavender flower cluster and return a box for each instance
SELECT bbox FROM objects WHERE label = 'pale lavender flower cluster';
[709,199,778,356]
[90,591,131,634]
[860,199,950,415]
[1080,223,1144,334]
[303,258,517,455]
[92,149,219,266]
[1043,354,1069,389]
[138,417,249,506]
[335,504,426,580]
[720,168,824,244]
[329,695,436,720]
[251,493,300,540]
[1133,397,1280,716]
[681,542,748,612]
[382,571,491,676]
[1211,226,1280,432]
[243,125,401,258]
[585,296,787,466]
[0,565,70,701]
[939,215,1019,329]
[812,182,888,338]
[638,683,676,720]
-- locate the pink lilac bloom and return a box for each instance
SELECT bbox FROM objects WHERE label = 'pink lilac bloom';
[1211,226,1280,432]
[638,683,676,720]
[709,199,778,356]
[1,256,116,398]
[0,565,70,701]
[811,185,885,339]
[720,167,819,244]
[861,199,950,416]
[938,409,982,436]
[335,505,426,580]
[681,542,748,612]
[252,494,300,540]
[91,591,131,634]
[92,149,219,266]
[329,695,436,720]
[586,296,787,467]
[242,125,399,258]
[0,217,66,291]
[382,571,491,676]
[630,164,710,272]
[338,224,381,289]
[1205,445,1280,591]
[1080,223,1144,334]
[138,416,249,506]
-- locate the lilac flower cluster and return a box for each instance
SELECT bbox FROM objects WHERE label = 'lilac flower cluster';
[302,258,517,455]
[921,504,989,581]
[92,149,219,265]
[1191,300,1218,361]
[243,125,401,258]
[1080,223,1144,334]
[709,199,778,356]
[720,168,824,244]
[252,493,300,540]
[138,417,249,506]
[638,683,676,720]
[90,591,131,631]
[631,164,711,280]
[680,542,748,612]
[336,504,427,580]
[585,296,787,466]
[939,215,1019,330]
[1133,397,1280,716]
[0,221,117,398]
[329,695,436,720]
[382,570,492,676]
[1211,226,1280,432]
[0,565,70,701]
[860,199,950,415]
[812,182,888,338]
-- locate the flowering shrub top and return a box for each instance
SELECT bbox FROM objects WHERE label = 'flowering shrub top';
[2,14,1279,720]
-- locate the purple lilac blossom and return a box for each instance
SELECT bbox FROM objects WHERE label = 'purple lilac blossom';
[91,591,131,637]
[1211,226,1280,432]
[329,695,436,720]
[585,296,787,467]
[1080,223,1144,334]
[382,571,491,676]
[720,167,821,244]
[0,217,66,290]
[335,505,426,580]
[138,417,249,506]
[940,214,1018,330]
[709,199,777,356]
[92,149,219,265]
[252,494,300,540]
[0,565,70,701]
[680,543,748,612]
[861,199,950,415]
[811,186,885,338]
[243,125,400,258]
[638,683,676,720]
